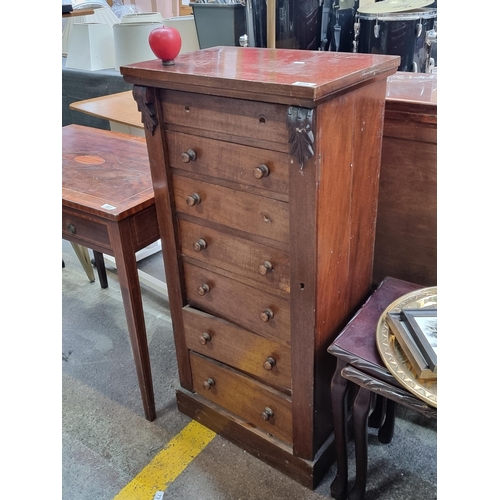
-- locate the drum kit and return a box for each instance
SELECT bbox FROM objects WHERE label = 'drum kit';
[321,0,438,72]
[244,0,437,73]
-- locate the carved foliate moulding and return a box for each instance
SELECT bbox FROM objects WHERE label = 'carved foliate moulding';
[287,107,315,170]
[132,85,158,135]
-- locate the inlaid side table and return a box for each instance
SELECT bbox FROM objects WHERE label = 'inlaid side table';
[328,276,437,500]
[68,92,166,297]
[62,124,160,421]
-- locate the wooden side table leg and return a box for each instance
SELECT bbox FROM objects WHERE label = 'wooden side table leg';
[70,242,95,282]
[378,398,396,444]
[109,222,156,422]
[92,250,108,289]
[349,386,372,500]
[330,359,349,500]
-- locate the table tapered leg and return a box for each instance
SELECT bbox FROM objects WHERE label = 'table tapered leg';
[330,359,349,500]
[349,387,372,500]
[92,250,108,289]
[109,221,156,422]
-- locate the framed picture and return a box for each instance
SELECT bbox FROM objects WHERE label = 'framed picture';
[386,311,437,379]
[400,309,437,372]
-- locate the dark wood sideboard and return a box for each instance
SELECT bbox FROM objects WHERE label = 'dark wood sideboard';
[374,72,437,287]
[121,47,399,488]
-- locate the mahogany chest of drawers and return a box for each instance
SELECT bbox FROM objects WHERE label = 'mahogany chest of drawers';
[121,47,399,488]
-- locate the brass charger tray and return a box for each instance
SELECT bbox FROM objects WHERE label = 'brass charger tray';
[376,286,437,408]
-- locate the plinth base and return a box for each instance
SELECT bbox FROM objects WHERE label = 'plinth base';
[176,389,335,489]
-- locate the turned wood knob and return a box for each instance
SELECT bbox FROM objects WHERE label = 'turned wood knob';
[199,332,211,345]
[260,308,274,322]
[181,149,197,163]
[258,261,273,275]
[67,223,77,234]
[193,239,207,252]
[186,193,201,206]
[197,284,210,296]
[203,378,215,390]
[253,164,270,179]
[261,407,274,421]
[263,357,276,370]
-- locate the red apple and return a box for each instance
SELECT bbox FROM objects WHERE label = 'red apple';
[148,26,182,66]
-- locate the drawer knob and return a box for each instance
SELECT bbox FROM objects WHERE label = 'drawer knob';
[181,149,197,163]
[263,357,276,371]
[197,283,210,296]
[186,193,201,206]
[67,223,77,235]
[203,378,215,390]
[260,308,274,322]
[199,332,211,345]
[261,407,274,421]
[253,164,270,179]
[258,261,273,275]
[193,239,207,252]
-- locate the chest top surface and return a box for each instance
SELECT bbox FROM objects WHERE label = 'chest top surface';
[120,47,400,105]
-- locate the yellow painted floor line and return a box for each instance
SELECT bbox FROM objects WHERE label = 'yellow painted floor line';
[113,420,216,500]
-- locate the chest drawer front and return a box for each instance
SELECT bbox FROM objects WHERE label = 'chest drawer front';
[184,263,291,347]
[167,132,290,197]
[179,220,290,294]
[173,175,289,244]
[190,352,292,444]
[183,306,292,390]
[162,90,289,145]
[62,211,110,249]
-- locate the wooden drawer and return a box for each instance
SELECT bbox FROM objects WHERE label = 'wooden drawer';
[173,174,289,244]
[62,210,110,249]
[130,205,160,250]
[183,306,291,390]
[167,131,290,197]
[179,219,290,294]
[184,263,291,347]
[161,90,289,145]
[190,351,292,444]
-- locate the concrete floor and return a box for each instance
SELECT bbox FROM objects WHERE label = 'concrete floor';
[62,239,437,500]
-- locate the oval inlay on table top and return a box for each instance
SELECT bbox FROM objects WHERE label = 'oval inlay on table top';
[74,155,106,165]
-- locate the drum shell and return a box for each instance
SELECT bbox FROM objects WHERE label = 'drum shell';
[413,10,437,71]
[357,9,437,72]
